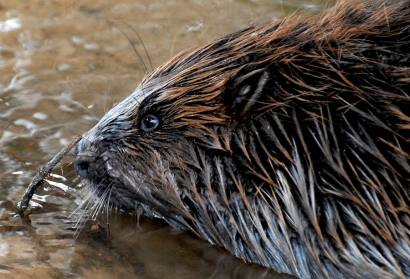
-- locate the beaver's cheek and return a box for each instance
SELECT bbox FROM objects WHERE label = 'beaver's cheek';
[104,157,121,178]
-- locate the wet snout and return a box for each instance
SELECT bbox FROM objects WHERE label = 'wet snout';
[74,139,97,179]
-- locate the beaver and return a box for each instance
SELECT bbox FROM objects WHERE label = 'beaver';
[73,0,410,278]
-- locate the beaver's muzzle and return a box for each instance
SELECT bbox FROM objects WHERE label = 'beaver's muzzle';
[74,139,97,179]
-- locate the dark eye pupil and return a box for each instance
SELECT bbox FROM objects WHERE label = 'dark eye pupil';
[141,114,159,131]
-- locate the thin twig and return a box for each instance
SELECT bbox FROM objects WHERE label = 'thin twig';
[17,135,82,215]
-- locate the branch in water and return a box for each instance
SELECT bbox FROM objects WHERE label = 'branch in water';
[17,135,82,215]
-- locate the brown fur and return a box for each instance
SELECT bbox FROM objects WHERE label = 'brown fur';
[75,1,410,278]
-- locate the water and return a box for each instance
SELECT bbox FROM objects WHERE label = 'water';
[0,1,332,278]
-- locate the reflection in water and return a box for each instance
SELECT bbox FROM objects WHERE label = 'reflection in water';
[0,0,332,278]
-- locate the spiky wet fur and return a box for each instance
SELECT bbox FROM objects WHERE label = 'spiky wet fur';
[76,1,410,278]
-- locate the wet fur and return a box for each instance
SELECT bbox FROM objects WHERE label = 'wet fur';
[76,1,410,278]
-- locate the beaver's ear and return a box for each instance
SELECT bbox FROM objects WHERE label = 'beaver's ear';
[224,66,271,119]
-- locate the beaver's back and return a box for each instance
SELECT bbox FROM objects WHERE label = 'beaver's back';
[219,1,410,277]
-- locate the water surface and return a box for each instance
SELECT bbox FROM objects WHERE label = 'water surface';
[0,1,332,278]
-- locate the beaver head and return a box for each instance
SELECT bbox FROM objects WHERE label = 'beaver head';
[74,24,281,225]
[74,1,410,277]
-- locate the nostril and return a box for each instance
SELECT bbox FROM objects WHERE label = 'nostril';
[77,160,89,172]
[75,153,95,178]
[74,138,97,178]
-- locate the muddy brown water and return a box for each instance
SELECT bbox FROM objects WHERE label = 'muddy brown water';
[0,1,333,278]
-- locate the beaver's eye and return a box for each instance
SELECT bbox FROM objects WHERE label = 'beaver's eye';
[140,114,160,131]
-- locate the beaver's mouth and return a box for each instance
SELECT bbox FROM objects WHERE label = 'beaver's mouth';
[78,160,175,224]
[74,148,148,213]
[80,165,141,210]
[74,141,188,227]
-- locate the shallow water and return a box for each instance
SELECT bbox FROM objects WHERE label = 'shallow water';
[0,1,333,278]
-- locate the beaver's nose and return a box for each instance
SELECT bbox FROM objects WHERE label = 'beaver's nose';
[75,154,96,178]
[74,139,96,179]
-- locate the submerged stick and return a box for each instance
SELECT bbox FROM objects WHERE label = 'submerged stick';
[17,135,82,215]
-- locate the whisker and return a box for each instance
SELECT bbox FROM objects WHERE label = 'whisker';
[89,188,106,219]
[123,22,153,71]
[72,187,97,231]
[92,187,110,219]
[69,186,94,218]
[110,21,148,74]
[104,184,113,237]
